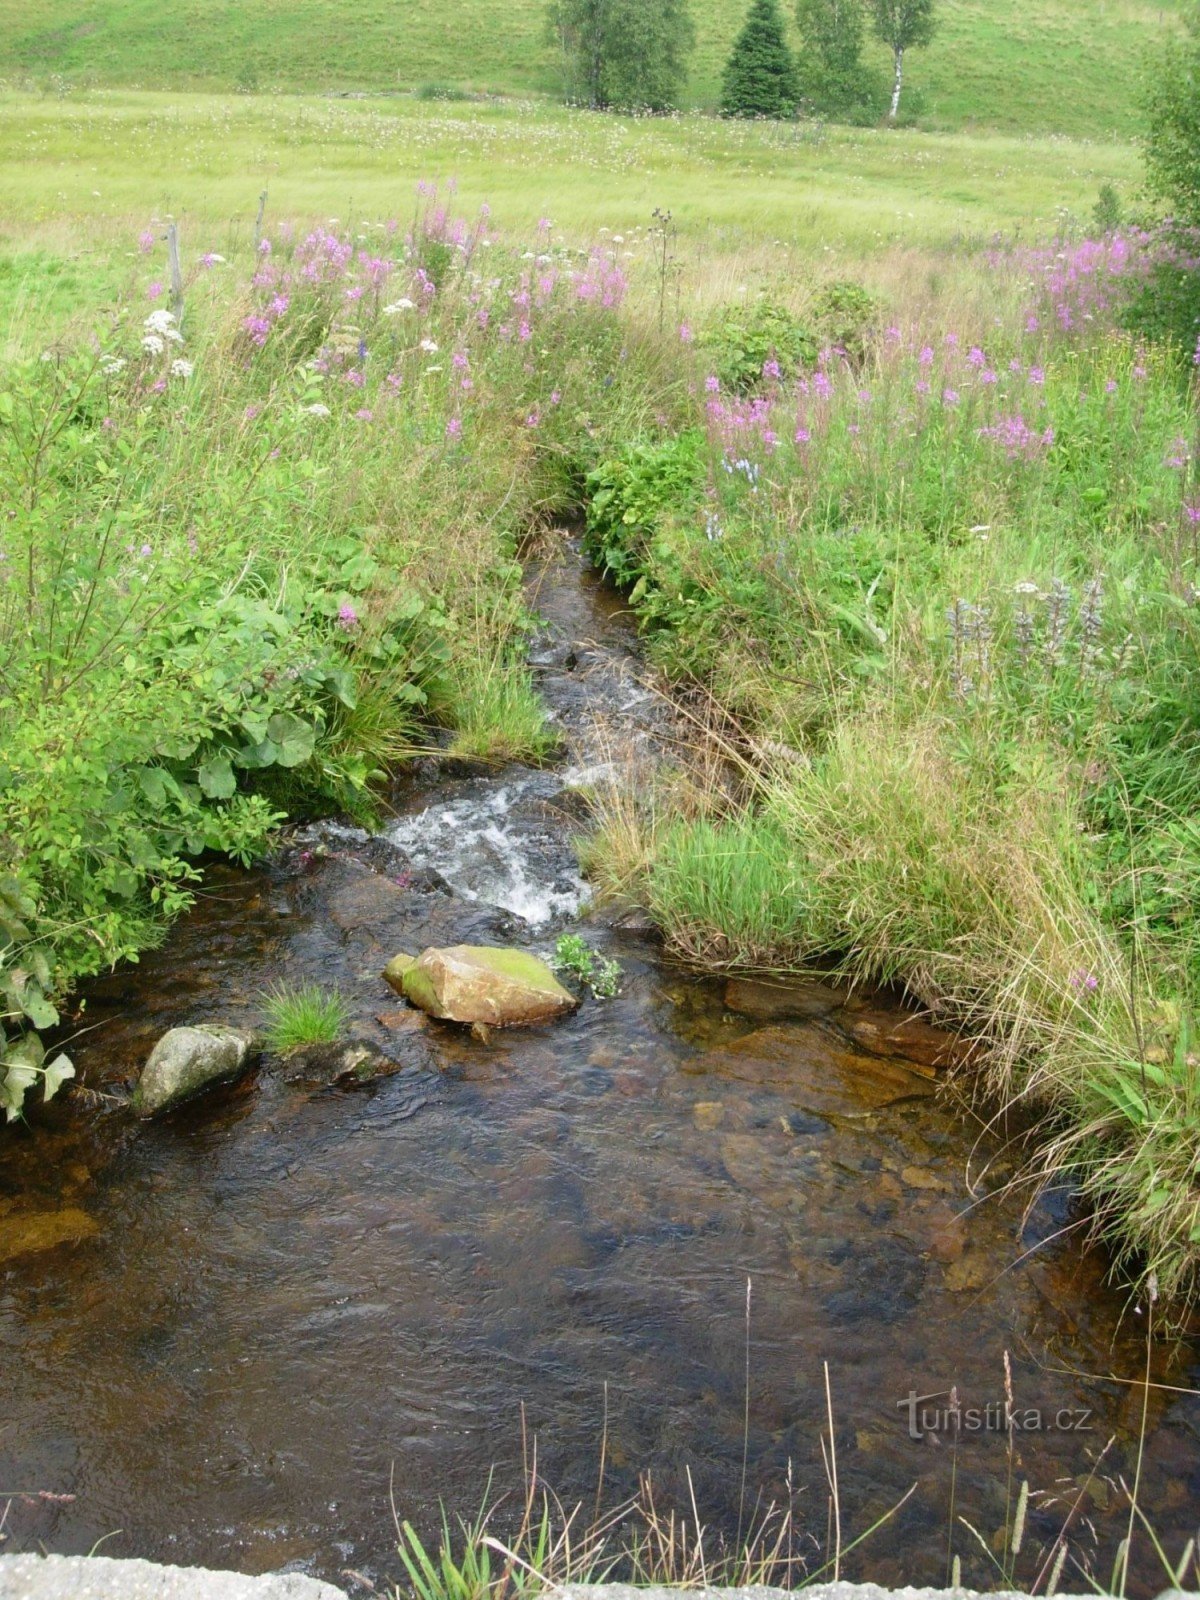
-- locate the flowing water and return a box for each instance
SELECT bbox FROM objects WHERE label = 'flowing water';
[2,534,1197,1593]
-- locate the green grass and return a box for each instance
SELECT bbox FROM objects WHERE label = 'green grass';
[0,90,1143,340]
[263,983,351,1052]
[0,0,1184,137]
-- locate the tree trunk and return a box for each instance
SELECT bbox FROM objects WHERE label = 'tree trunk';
[888,43,904,119]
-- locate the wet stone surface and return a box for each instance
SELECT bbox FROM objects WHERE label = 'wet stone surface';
[1,535,1197,1595]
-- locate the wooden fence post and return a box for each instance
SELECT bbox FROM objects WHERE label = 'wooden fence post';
[166,223,184,330]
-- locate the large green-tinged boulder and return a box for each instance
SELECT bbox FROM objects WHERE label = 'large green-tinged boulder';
[383,945,576,1028]
[131,1025,254,1117]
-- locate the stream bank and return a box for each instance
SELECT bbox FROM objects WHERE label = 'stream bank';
[1,534,1196,1594]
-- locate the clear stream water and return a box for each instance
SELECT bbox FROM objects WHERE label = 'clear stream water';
[1,535,1197,1593]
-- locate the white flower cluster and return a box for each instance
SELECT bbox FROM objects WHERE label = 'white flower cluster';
[383,297,416,314]
[141,307,187,358]
[303,403,331,418]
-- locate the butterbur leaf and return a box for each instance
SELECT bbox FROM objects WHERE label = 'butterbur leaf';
[325,668,358,710]
[41,1054,75,1103]
[1,1031,44,1122]
[0,1063,37,1121]
[240,708,270,743]
[198,756,238,799]
[265,712,315,768]
[11,972,58,1031]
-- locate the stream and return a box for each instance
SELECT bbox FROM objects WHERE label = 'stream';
[1,533,1197,1593]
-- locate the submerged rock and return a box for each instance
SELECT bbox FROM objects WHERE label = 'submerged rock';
[837,1007,972,1073]
[723,974,848,1021]
[690,1023,936,1115]
[0,1207,98,1264]
[131,1025,254,1117]
[383,945,576,1028]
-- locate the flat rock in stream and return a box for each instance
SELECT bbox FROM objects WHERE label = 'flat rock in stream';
[384,945,577,1028]
[688,1024,936,1115]
[131,1025,254,1117]
[836,1007,972,1072]
[724,974,848,1020]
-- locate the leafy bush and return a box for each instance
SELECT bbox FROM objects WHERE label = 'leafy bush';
[699,302,817,391]
[583,429,705,587]
[810,278,877,360]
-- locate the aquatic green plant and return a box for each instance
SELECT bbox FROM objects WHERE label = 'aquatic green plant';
[552,933,623,998]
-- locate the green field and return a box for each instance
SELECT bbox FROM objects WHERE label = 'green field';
[0,0,1184,138]
[0,91,1141,335]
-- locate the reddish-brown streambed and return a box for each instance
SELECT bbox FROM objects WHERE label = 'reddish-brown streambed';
[1,536,1197,1593]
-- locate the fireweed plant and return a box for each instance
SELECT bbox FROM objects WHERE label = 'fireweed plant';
[0,186,678,1118]
[581,233,1200,1318]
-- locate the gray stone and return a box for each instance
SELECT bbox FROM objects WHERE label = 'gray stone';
[131,1024,254,1117]
[0,1554,345,1600]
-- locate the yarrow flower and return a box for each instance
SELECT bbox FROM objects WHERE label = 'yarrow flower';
[419,338,439,353]
[303,403,331,418]
[170,359,194,379]
[384,298,416,314]
[142,333,165,355]
[144,308,183,342]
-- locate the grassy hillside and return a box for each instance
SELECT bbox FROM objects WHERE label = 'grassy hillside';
[0,0,1183,138]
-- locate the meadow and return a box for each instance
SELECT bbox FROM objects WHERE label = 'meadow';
[0,92,1140,334]
[0,0,1184,138]
[4,83,1200,1325]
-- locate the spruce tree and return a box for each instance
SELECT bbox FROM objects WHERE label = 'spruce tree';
[720,0,799,119]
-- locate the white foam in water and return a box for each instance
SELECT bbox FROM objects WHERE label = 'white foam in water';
[385,780,590,929]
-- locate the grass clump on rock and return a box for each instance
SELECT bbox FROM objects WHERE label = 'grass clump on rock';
[263,984,351,1054]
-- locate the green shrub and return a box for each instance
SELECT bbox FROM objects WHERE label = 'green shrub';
[810,278,878,360]
[583,429,704,587]
[699,301,817,391]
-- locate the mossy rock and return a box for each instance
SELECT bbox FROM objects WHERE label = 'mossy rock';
[382,944,576,1028]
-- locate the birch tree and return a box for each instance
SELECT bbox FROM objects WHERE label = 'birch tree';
[871,0,935,120]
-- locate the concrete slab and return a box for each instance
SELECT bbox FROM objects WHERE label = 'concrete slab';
[0,1554,346,1600]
